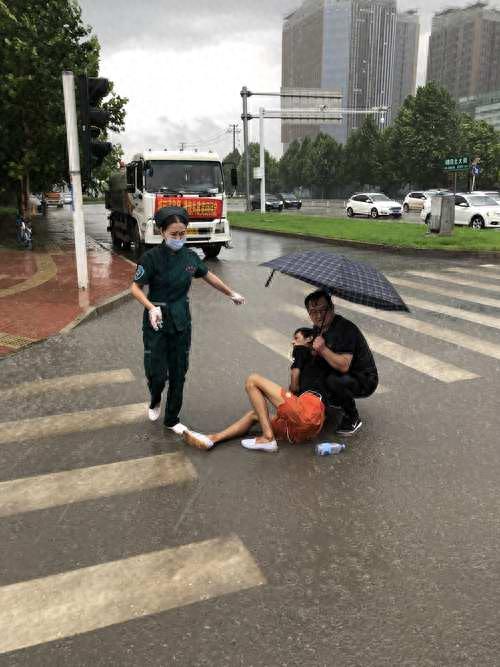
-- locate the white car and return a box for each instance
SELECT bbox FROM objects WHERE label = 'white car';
[420,193,500,229]
[468,190,500,205]
[63,192,73,205]
[403,190,450,213]
[345,193,402,219]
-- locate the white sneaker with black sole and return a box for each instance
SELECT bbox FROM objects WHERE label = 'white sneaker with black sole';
[336,416,363,436]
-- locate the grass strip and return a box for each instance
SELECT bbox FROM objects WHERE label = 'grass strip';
[229,212,500,252]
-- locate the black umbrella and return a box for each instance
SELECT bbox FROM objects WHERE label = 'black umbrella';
[261,250,410,312]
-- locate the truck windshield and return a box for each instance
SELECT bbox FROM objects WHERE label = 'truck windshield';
[145,160,224,194]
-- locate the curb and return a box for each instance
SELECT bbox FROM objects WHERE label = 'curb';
[60,289,133,334]
[1,288,133,362]
[230,224,500,260]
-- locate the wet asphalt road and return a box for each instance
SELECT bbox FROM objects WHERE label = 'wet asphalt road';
[0,205,499,665]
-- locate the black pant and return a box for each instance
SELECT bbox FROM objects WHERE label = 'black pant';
[325,371,378,417]
[143,325,191,427]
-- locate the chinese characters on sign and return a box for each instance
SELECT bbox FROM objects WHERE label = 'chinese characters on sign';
[443,157,470,172]
[155,196,222,220]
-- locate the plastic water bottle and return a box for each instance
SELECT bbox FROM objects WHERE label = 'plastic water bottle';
[315,442,346,456]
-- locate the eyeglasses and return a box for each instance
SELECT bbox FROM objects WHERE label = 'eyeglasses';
[307,306,331,315]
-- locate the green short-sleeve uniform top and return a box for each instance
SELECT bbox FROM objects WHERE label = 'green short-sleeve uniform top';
[134,242,208,332]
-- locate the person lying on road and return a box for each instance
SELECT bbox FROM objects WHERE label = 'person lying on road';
[183,327,329,453]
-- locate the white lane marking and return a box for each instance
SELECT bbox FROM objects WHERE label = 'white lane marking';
[0,403,149,445]
[364,334,478,383]
[406,270,500,294]
[479,264,500,271]
[284,305,479,383]
[0,369,135,400]
[321,298,500,362]
[403,295,500,331]
[252,327,388,393]
[389,276,500,309]
[446,267,500,280]
[0,453,197,518]
[0,536,266,654]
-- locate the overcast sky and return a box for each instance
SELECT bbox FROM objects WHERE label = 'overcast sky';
[78,0,498,160]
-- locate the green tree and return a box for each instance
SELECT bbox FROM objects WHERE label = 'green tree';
[222,148,240,195]
[459,115,500,188]
[389,82,461,189]
[279,139,301,190]
[343,116,383,188]
[0,0,127,211]
[237,143,279,195]
[309,133,343,197]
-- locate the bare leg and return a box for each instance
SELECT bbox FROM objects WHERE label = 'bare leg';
[208,410,258,444]
[245,373,285,443]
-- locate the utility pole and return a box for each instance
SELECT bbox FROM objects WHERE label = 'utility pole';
[227,123,240,152]
[62,70,88,290]
[240,87,251,211]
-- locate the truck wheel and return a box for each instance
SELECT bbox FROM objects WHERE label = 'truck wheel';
[132,224,144,258]
[111,227,122,249]
[203,244,222,259]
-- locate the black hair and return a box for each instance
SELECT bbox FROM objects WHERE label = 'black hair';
[159,215,187,230]
[294,326,314,339]
[304,289,333,309]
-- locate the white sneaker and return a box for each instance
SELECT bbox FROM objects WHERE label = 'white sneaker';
[183,430,214,450]
[148,405,161,421]
[241,438,278,453]
[168,422,188,435]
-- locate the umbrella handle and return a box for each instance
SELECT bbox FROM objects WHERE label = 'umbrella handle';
[265,270,276,288]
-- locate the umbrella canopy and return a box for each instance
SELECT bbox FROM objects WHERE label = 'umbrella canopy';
[261,250,410,312]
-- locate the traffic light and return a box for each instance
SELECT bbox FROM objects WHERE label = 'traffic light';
[78,74,113,188]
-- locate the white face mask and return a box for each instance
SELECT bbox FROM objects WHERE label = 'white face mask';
[165,237,186,251]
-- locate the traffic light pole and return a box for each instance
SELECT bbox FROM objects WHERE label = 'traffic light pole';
[62,71,88,290]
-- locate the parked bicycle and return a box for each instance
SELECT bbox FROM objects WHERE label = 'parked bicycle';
[16,212,33,250]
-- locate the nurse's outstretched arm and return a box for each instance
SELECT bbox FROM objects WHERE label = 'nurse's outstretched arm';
[202,271,245,305]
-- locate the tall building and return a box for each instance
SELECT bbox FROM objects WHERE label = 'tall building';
[391,10,420,118]
[281,0,398,148]
[426,2,500,100]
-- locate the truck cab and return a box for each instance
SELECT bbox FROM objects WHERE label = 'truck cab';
[106,150,235,258]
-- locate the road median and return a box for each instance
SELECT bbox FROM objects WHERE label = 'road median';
[229,212,500,256]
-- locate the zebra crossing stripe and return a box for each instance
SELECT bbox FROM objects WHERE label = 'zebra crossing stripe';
[326,298,500,362]
[406,270,500,294]
[0,453,197,518]
[283,305,479,383]
[0,369,135,400]
[479,264,500,271]
[446,267,500,280]
[389,276,500,309]
[0,535,266,654]
[403,295,500,331]
[0,403,148,445]
[364,334,478,382]
[251,328,388,393]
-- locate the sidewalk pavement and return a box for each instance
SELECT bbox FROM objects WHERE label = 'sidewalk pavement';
[0,210,135,358]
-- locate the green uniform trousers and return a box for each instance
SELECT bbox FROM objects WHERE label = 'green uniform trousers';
[143,324,191,427]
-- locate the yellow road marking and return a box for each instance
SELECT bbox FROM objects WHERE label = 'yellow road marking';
[0,536,266,654]
[0,332,35,350]
[0,254,57,299]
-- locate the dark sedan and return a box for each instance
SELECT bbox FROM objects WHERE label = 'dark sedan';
[251,194,283,211]
[278,192,302,209]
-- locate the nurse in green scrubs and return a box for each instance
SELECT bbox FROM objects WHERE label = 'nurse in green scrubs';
[131,206,244,433]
